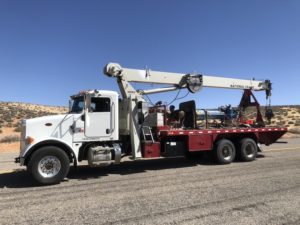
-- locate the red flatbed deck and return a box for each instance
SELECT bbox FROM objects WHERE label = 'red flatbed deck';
[159,127,287,152]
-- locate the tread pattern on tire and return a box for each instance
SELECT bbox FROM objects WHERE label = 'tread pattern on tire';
[214,139,236,164]
[28,146,70,185]
[238,138,257,162]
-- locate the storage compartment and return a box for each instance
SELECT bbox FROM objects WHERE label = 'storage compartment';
[162,141,186,157]
[188,134,212,151]
[142,142,161,158]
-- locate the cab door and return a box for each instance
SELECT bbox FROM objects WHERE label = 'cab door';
[85,96,112,138]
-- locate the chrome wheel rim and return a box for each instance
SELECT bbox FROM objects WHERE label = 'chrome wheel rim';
[38,156,61,178]
[221,145,232,160]
[245,143,255,158]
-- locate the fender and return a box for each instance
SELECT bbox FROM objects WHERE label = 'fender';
[22,138,78,166]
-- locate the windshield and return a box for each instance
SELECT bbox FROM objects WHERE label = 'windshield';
[70,96,84,113]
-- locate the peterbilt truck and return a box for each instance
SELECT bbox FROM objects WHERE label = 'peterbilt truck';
[15,63,287,185]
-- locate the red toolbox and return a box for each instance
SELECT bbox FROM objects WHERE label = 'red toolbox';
[142,142,161,158]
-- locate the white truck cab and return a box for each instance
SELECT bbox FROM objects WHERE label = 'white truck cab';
[70,90,119,141]
[17,90,120,184]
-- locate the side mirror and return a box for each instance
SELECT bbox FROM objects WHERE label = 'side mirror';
[81,114,85,121]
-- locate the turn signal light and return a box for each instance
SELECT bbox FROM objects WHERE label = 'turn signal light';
[26,136,35,145]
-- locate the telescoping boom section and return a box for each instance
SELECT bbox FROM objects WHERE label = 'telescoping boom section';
[104,63,271,96]
[104,63,285,160]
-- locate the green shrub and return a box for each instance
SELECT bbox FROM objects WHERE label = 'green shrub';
[0,135,20,143]
[276,121,285,126]
[14,126,22,132]
[4,118,12,123]
[6,123,13,128]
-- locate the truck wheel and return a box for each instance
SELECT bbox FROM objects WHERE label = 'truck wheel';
[214,139,236,164]
[238,138,257,162]
[28,146,70,185]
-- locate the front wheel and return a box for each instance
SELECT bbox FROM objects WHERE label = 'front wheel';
[28,146,70,185]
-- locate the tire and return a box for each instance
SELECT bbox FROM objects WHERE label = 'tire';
[213,139,236,164]
[238,138,257,162]
[28,146,70,185]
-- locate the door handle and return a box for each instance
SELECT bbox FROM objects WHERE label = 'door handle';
[106,129,110,134]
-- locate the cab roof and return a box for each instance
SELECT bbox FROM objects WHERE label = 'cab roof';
[71,90,118,99]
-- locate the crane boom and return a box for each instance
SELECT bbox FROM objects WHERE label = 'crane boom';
[104,63,271,97]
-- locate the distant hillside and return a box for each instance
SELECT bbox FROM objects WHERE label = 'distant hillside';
[243,105,300,129]
[0,101,67,134]
[0,101,300,134]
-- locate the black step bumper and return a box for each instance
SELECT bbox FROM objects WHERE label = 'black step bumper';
[15,157,20,163]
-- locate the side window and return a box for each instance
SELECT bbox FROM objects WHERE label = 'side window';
[90,97,111,112]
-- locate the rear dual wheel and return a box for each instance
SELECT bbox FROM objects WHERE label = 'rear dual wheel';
[213,139,236,164]
[213,138,257,164]
[238,138,257,162]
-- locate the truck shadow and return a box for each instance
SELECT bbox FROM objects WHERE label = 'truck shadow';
[0,170,38,188]
[69,156,215,180]
[0,154,264,189]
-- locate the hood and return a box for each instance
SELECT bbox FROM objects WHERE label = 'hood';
[26,114,70,124]
[24,113,78,141]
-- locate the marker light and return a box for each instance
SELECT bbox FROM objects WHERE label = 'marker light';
[26,136,35,145]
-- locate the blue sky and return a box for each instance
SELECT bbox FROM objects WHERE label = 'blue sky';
[0,0,299,108]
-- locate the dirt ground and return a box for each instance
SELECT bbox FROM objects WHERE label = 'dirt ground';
[0,142,19,153]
